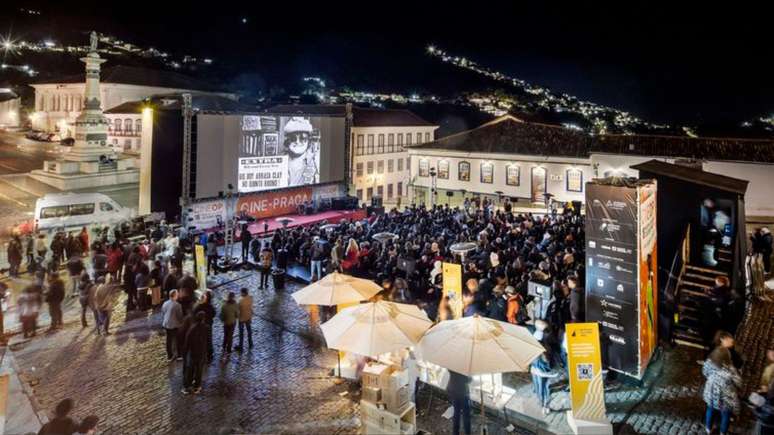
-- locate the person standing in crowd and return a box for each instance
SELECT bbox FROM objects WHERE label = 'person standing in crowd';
[92,246,108,281]
[760,348,774,394]
[162,266,181,300]
[18,284,42,338]
[106,242,123,282]
[754,227,773,276]
[66,254,85,299]
[567,276,584,323]
[531,321,559,414]
[7,235,22,277]
[50,233,65,269]
[241,229,252,262]
[193,290,216,361]
[219,291,239,357]
[182,311,208,395]
[235,288,253,352]
[35,233,48,259]
[259,244,273,289]
[702,346,742,435]
[45,272,65,331]
[162,290,184,361]
[134,262,151,310]
[92,276,119,335]
[310,237,326,281]
[24,232,35,269]
[702,277,730,346]
[79,227,89,254]
[78,272,94,328]
[206,234,218,275]
[446,370,472,435]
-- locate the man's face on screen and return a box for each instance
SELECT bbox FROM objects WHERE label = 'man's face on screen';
[287,132,310,156]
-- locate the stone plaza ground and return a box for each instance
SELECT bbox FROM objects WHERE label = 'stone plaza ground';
[5,269,773,434]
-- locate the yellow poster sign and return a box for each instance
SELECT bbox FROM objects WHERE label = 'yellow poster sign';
[195,244,207,292]
[566,322,607,422]
[442,262,463,319]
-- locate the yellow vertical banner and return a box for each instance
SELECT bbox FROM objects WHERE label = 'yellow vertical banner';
[195,244,207,292]
[566,322,607,422]
[442,262,463,319]
[0,374,7,434]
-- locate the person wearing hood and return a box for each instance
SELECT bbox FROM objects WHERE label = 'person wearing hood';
[530,320,559,415]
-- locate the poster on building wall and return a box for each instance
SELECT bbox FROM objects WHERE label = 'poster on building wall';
[567,168,583,192]
[585,180,640,378]
[236,186,312,220]
[187,199,227,230]
[458,161,471,181]
[480,162,494,183]
[419,158,430,177]
[506,165,520,186]
[637,181,658,372]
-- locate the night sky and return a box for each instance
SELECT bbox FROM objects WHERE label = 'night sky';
[3,2,773,127]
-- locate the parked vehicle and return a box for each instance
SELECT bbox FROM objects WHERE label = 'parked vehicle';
[34,192,135,231]
[60,137,75,146]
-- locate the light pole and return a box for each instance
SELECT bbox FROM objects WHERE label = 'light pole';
[429,167,437,207]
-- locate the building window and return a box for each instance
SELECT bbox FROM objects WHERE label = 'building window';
[397,182,403,196]
[425,132,431,143]
[377,134,385,153]
[397,133,404,151]
[407,157,410,171]
[387,134,395,153]
[356,135,364,156]
[124,139,132,149]
[367,161,374,174]
[114,118,122,134]
[377,185,384,197]
[357,189,363,201]
[136,118,141,133]
[387,184,393,199]
[366,187,373,200]
[458,161,471,181]
[406,133,412,147]
[367,134,375,155]
[438,160,449,179]
[356,163,364,177]
[377,160,384,174]
[397,158,404,172]
[419,158,429,177]
[480,162,494,183]
[566,168,583,192]
[388,159,394,173]
[124,119,133,134]
[506,164,520,186]
[416,132,422,144]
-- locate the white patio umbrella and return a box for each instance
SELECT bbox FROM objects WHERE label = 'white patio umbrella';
[320,301,433,358]
[291,272,382,306]
[418,315,545,430]
[418,314,545,376]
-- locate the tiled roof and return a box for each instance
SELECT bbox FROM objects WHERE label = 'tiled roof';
[352,107,435,127]
[410,115,774,163]
[35,65,226,93]
[409,115,591,158]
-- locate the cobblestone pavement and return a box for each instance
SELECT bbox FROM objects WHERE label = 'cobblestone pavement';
[10,273,523,435]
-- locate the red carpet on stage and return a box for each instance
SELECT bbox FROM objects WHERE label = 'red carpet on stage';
[242,209,367,236]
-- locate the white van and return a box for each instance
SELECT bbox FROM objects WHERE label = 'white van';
[34,193,134,231]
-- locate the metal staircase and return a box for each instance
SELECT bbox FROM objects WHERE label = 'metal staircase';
[674,264,729,348]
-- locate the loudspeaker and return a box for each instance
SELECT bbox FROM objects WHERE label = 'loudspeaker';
[371,195,383,208]
[366,206,385,216]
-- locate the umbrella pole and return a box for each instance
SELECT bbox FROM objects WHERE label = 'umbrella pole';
[480,381,487,435]
[335,304,342,379]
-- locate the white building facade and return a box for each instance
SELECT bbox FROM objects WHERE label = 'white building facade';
[408,115,774,218]
[0,90,21,128]
[350,108,437,207]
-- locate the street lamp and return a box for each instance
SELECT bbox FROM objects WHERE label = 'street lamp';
[429,167,437,207]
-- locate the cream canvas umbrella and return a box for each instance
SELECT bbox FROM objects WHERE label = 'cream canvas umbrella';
[291,272,382,306]
[418,315,545,431]
[418,315,544,376]
[320,301,433,358]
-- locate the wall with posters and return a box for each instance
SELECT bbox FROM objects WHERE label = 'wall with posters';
[195,114,346,199]
[585,178,657,380]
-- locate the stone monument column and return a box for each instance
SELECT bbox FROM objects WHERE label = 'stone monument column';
[67,31,114,162]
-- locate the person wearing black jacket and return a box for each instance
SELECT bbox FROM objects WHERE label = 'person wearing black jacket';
[182,311,208,395]
[193,291,216,361]
[447,370,472,435]
[46,272,65,330]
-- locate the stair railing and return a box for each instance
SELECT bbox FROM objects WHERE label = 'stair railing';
[665,224,691,304]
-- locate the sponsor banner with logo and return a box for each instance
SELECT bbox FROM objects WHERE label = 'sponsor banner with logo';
[442,262,463,319]
[188,199,227,231]
[637,181,658,372]
[585,180,654,379]
[566,323,607,422]
[236,186,313,220]
[313,183,344,201]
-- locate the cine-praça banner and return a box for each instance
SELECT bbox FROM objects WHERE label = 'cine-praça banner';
[442,262,463,320]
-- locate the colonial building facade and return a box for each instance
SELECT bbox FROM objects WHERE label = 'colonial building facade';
[408,115,774,218]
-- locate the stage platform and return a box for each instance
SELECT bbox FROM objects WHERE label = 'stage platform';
[239,208,367,238]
